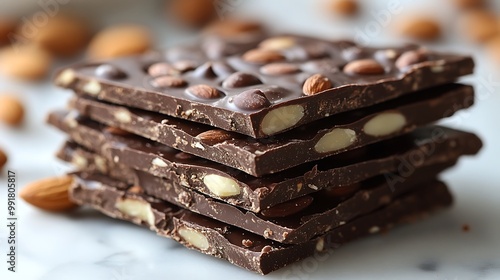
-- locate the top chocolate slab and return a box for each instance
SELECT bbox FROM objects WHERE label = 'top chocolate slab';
[54,34,474,138]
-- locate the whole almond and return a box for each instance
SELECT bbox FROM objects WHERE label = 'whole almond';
[0,148,7,170]
[343,59,385,75]
[196,129,234,145]
[151,76,187,88]
[259,36,296,50]
[0,95,24,126]
[303,74,333,96]
[0,18,16,45]
[20,175,78,212]
[168,0,217,27]
[395,49,429,70]
[451,0,485,10]
[260,63,300,75]
[0,45,52,80]
[243,49,285,64]
[460,10,498,43]
[88,24,151,59]
[485,35,500,63]
[329,0,359,16]
[148,62,180,77]
[18,14,89,57]
[203,19,263,37]
[397,17,441,41]
[186,84,221,99]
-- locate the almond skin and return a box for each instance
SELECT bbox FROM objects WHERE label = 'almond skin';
[243,49,285,64]
[303,74,333,96]
[196,129,234,145]
[88,24,151,59]
[397,17,442,41]
[20,176,78,212]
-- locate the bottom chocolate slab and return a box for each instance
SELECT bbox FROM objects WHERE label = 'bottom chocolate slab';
[70,174,453,275]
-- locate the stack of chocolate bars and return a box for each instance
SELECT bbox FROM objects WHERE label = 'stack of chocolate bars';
[48,34,482,274]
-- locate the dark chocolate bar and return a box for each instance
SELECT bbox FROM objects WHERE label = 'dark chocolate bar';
[69,83,474,176]
[70,173,453,274]
[54,34,474,138]
[58,142,455,243]
[48,110,482,212]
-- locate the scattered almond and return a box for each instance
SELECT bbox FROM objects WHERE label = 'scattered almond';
[243,49,285,64]
[460,10,498,43]
[451,0,485,10]
[17,14,90,57]
[0,148,7,170]
[344,59,385,75]
[20,175,78,212]
[168,0,217,27]
[329,0,359,16]
[485,35,500,63]
[0,45,52,80]
[196,129,234,145]
[303,74,333,96]
[0,95,24,126]
[0,18,17,45]
[203,19,263,37]
[397,17,442,41]
[260,63,300,75]
[88,24,151,59]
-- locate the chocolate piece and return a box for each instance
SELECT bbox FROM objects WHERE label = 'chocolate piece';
[70,175,453,274]
[69,84,474,176]
[59,146,455,244]
[54,34,474,138]
[48,109,482,212]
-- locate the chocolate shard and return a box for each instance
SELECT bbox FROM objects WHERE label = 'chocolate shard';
[54,34,474,138]
[69,83,474,176]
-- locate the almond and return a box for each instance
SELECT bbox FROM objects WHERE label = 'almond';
[186,84,222,99]
[260,63,300,75]
[203,19,263,37]
[258,36,296,50]
[18,14,90,57]
[20,175,78,212]
[0,45,52,81]
[88,24,151,59]
[303,74,333,96]
[242,49,285,64]
[329,0,359,16]
[0,148,7,170]
[196,129,234,145]
[104,126,131,136]
[485,35,500,63]
[397,17,441,41]
[343,59,385,75]
[460,10,498,43]
[168,0,217,27]
[0,95,24,126]
[150,76,187,88]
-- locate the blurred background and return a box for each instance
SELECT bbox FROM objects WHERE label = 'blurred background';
[0,0,499,279]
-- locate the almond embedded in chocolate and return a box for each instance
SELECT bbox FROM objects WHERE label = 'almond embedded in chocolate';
[343,59,385,75]
[242,49,285,64]
[186,84,222,99]
[95,64,127,79]
[172,60,198,72]
[196,129,234,145]
[222,72,262,88]
[151,76,187,88]
[260,63,300,75]
[395,49,429,70]
[104,126,131,136]
[148,62,179,77]
[302,74,333,96]
[233,89,271,110]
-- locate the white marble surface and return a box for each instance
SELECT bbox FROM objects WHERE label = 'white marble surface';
[1,0,500,279]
